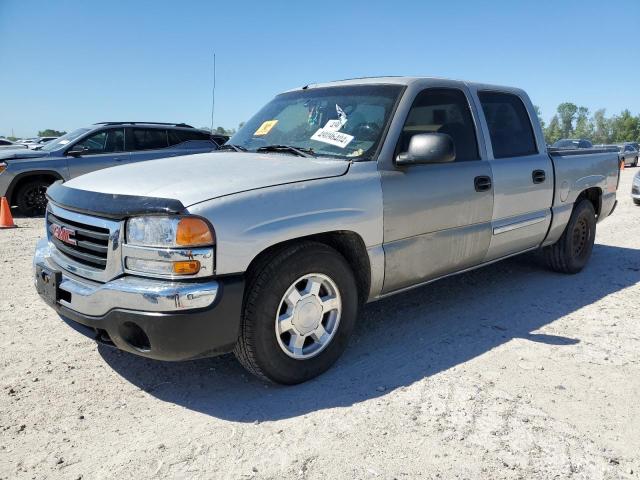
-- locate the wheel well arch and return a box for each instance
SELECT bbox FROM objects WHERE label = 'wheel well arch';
[244,231,371,306]
[575,187,602,217]
[8,171,63,204]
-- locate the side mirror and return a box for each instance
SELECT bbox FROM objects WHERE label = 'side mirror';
[396,133,455,166]
[67,145,88,157]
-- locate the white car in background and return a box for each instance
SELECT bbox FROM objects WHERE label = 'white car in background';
[28,137,58,149]
[632,171,640,205]
[0,138,28,150]
[16,138,38,147]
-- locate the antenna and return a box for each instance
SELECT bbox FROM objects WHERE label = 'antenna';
[210,52,216,133]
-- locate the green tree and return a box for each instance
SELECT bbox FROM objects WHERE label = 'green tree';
[556,102,578,138]
[38,129,66,137]
[215,126,227,134]
[609,110,640,143]
[544,115,563,144]
[591,109,610,144]
[573,106,594,140]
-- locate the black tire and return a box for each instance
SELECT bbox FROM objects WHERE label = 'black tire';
[633,199,640,206]
[234,242,359,384]
[543,199,596,274]
[15,179,50,216]
[634,157,638,167]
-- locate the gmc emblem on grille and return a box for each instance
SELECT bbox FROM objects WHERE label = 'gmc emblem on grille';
[50,223,77,246]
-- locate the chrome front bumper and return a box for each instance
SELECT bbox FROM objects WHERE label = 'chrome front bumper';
[34,238,219,317]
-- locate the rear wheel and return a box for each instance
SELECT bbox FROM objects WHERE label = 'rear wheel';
[234,242,359,384]
[543,199,596,274]
[634,156,638,167]
[633,199,640,206]
[15,179,51,216]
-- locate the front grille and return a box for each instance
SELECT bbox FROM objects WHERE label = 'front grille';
[47,211,110,270]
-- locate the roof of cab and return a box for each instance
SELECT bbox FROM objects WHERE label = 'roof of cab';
[284,76,525,96]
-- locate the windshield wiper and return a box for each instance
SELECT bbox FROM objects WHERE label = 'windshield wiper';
[219,144,247,152]
[256,145,315,158]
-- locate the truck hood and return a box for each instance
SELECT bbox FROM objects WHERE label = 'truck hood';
[63,151,351,206]
[0,149,51,161]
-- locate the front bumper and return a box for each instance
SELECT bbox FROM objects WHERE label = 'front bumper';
[34,238,244,361]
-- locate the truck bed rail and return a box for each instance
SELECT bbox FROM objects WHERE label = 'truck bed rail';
[548,147,618,157]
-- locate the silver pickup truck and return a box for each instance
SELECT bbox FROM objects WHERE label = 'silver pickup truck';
[33,77,619,384]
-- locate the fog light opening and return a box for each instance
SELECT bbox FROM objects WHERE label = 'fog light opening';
[119,321,151,352]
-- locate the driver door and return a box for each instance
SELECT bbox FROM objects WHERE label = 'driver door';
[380,87,494,293]
[66,128,129,178]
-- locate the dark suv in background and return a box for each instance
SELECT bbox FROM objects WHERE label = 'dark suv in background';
[0,122,218,216]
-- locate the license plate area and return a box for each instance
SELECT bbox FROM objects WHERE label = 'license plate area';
[35,264,62,307]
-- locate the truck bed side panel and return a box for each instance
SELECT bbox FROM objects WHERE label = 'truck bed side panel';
[543,151,618,246]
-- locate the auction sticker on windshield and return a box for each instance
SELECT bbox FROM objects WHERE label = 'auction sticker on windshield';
[254,120,278,136]
[311,129,354,148]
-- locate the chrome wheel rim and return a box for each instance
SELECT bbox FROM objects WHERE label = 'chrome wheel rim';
[275,273,342,360]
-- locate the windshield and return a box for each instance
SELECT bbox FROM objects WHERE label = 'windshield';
[40,128,91,152]
[228,85,403,159]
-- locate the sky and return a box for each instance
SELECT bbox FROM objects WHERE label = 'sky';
[0,0,639,138]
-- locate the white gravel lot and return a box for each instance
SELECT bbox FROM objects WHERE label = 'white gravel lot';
[1,169,639,480]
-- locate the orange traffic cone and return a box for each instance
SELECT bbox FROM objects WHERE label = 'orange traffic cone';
[0,197,16,229]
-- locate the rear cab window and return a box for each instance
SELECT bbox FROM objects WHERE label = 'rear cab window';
[478,91,537,159]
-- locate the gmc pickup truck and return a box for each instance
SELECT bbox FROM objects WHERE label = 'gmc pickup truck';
[33,77,619,384]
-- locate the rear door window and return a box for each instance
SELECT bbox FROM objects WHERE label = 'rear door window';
[131,128,169,150]
[478,91,537,159]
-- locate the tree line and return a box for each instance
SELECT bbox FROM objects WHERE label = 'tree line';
[9,110,640,146]
[537,103,640,145]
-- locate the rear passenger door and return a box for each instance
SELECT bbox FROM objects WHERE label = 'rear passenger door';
[474,90,553,262]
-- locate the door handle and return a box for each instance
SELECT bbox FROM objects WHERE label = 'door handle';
[532,170,546,184]
[474,175,492,192]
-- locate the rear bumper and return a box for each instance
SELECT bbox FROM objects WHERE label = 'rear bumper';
[34,238,244,361]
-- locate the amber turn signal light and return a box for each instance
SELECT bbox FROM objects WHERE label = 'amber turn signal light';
[175,218,214,246]
[172,260,201,275]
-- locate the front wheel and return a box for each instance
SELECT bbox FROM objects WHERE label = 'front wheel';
[15,179,51,216]
[234,242,359,384]
[634,157,638,167]
[543,199,596,274]
[633,198,640,206]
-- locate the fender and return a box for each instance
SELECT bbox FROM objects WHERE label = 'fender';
[7,170,65,203]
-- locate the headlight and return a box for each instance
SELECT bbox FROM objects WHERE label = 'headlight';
[124,216,215,278]
[0,162,6,175]
[126,216,214,248]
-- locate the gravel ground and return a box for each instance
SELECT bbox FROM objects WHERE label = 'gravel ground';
[1,169,639,480]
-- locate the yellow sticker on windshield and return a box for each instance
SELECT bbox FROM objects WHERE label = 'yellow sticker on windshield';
[254,120,278,136]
